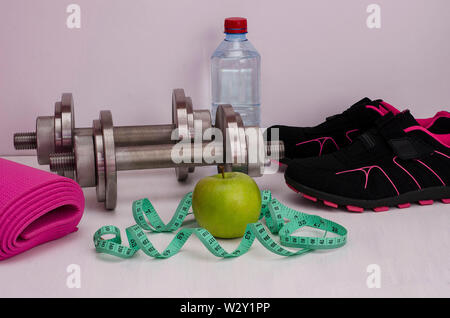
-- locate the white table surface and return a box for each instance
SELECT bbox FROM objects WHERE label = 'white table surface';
[0,156,449,298]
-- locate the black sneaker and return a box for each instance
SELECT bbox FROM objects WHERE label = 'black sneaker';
[266,98,450,165]
[284,111,450,212]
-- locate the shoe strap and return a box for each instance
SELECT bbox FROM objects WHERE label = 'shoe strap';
[376,113,434,159]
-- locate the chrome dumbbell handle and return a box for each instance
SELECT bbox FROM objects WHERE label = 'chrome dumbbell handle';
[114,141,283,171]
[51,140,283,172]
[73,124,176,147]
[115,142,222,170]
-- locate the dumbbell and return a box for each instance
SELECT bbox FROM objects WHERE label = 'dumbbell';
[13,90,200,165]
[14,89,284,210]
[13,89,211,180]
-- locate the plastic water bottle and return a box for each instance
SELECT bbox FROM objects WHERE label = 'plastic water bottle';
[211,17,261,126]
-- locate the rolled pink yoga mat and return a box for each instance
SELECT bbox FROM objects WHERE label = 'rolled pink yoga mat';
[0,158,84,260]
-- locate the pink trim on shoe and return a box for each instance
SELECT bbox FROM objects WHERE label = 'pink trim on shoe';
[296,136,339,156]
[373,206,389,212]
[345,129,359,143]
[434,150,450,159]
[347,205,364,212]
[404,126,450,148]
[366,105,389,116]
[366,101,401,116]
[336,165,399,195]
[379,101,401,115]
[286,183,300,193]
[323,200,338,208]
[416,111,450,129]
[302,194,318,202]
[393,156,421,189]
[415,159,446,186]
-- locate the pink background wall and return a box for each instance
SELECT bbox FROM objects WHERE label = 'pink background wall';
[1,0,449,155]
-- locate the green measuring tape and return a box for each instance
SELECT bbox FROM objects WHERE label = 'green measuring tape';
[93,190,348,259]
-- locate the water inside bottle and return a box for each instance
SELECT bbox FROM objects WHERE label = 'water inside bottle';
[211,32,261,127]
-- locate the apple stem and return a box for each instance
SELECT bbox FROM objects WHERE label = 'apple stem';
[219,165,225,178]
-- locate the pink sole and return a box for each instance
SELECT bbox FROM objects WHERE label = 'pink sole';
[373,206,389,212]
[285,183,448,212]
[286,183,300,193]
[347,205,364,213]
[302,194,318,202]
[323,200,338,208]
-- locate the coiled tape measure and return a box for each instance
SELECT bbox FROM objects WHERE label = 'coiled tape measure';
[93,190,348,259]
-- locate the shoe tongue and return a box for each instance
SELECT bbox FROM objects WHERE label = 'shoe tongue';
[355,97,372,105]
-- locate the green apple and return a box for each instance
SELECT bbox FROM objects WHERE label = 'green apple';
[192,171,262,238]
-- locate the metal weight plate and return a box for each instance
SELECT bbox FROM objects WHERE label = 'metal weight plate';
[36,116,55,165]
[244,126,265,177]
[172,89,190,181]
[215,105,246,173]
[54,102,62,151]
[193,109,212,140]
[93,119,106,203]
[61,93,75,149]
[186,96,194,137]
[54,94,74,152]
[186,97,195,173]
[231,111,248,173]
[177,109,212,172]
[53,101,72,178]
[74,133,96,187]
[100,111,117,210]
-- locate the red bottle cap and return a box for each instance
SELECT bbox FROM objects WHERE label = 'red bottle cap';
[224,17,247,34]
